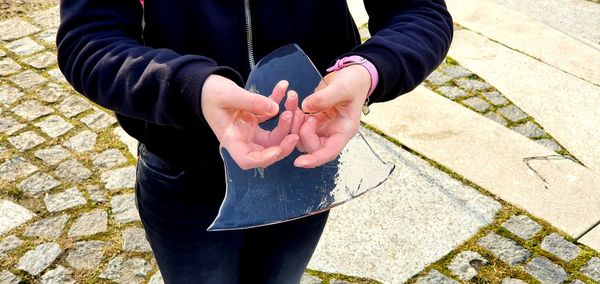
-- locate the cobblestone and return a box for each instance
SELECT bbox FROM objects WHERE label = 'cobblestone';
[483,112,509,126]
[99,256,152,284]
[501,215,542,240]
[57,95,92,117]
[0,235,23,259]
[330,280,351,284]
[300,273,322,284]
[0,85,25,106]
[111,194,141,224]
[426,70,452,85]
[462,97,491,112]
[437,86,469,99]
[0,58,22,76]
[536,139,563,152]
[18,172,60,195]
[477,232,530,265]
[455,79,492,92]
[44,187,87,213]
[416,269,459,284]
[148,272,164,284]
[0,156,38,182]
[12,100,53,121]
[17,242,62,276]
[68,210,108,237]
[524,256,568,284]
[0,270,20,284]
[24,214,69,238]
[5,37,45,56]
[63,130,97,152]
[30,7,60,29]
[122,227,151,252]
[22,51,57,69]
[510,121,546,138]
[86,185,107,204]
[441,65,473,79]
[540,233,580,262]
[34,145,70,165]
[0,116,26,134]
[0,200,35,236]
[101,166,136,190]
[482,91,509,106]
[0,18,41,41]
[81,109,117,129]
[447,250,488,281]
[0,50,5,57]
[498,105,528,122]
[36,83,69,103]
[8,130,45,151]
[34,115,73,138]
[66,240,106,270]
[9,70,48,89]
[570,280,585,284]
[40,266,75,284]
[93,148,128,170]
[54,159,92,181]
[36,29,57,46]
[500,278,527,284]
[581,257,600,282]
[47,68,67,83]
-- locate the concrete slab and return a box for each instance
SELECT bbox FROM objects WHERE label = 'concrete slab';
[580,226,600,252]
[361,86,600,238]
[308,128,501,283]
[346,0,369,27]
[448,29,600,175]
[446,0,600,85]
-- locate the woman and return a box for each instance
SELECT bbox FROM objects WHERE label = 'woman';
[57,1,452,283]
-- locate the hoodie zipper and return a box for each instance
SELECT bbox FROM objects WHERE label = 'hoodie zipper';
[244,0,256,70]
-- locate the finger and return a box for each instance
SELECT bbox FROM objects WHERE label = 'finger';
[224,90,279,117]
[291,108,305,135]
[269,80,289,105]
[275,134,299,162]
[284,90,299,111]
[254,111,293,147]
[294,133,348,168]
[226,140,281,170]
[302,84,348,113]
[298,116,321,153]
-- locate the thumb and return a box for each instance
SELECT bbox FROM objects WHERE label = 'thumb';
[302,84,346,113]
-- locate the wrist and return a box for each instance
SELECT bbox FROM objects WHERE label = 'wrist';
[326,55,379,97]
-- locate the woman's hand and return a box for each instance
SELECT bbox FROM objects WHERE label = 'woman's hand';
[201,75,299,170]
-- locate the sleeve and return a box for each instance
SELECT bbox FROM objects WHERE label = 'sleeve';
[350,0,453,103]
[56,0,243,129]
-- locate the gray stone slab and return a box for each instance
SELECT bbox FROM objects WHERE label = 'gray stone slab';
[34,115,74,138]
[483,91,509,106]
[81,109,116,129]
[114,126,138,158]
[122,227,151,252]
[24,214,68,238]
[93,148,128,170]
[300,273,322,284]
[501,215,542,240]
[36,83,68,103]
[330,280,351,284]
[99,256,152,284]
[68,210,108,238]
[0,235,22,259]
[462,97,491,112]
[455,79,492,92]
[101,166,136,190]
[57,95,92,118]
[501,278,527,284]
[0,156,38,182]
[510,121,546,138]
[47,68,67,83]
[22,51,57,69]
[111,194,141,224]
[536,139,563,153]
[8,130,45,151]
[0,19,41,41]
[0,270,20,284]
[9,70,48,89]
[44,187,87,213]
[5,37,45,56]
[436,86,468,99]
[498,105,528,122]
[570,280,585,284]
[30,6,60,29]
[308,128,501,283]
[36,29,57,46]
[34,145,70,165]
[540,233,580,262]
[0,85,25,106]
[416,270,459,284]
[0,50,5,57]
[17,242,62,276]
[12,100,53,121]
[447,250,489,281]
[40,266,75,284]
[524,256,568,284]
[63,130,97,152]
[477,233,530,265]
[0,58,22,76]
[54,159,92,182]
[86,185,107,204]
[441,65,474,79]
[581,257,600,282]
[426,70,452,85]
[18,172,60,195]
[0,116,26,135]
[66,240,106,270]
[483,112,508,127]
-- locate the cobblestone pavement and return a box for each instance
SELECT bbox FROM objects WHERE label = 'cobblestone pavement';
[1,6,599,284]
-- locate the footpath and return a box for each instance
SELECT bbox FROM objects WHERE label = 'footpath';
[0,1,598,283]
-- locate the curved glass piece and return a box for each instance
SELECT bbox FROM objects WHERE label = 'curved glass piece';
[208,44,395,231]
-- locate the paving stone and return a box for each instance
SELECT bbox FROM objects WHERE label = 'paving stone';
[581,257,600,281]
[5,37,45,56]
[34,145,70,165]
[17,242,62,276]
[0,270,20,284]
[99,256,152,284]
[36,29,57,46]
[12,100,53,121]
[93,148,128,170]
[441,64,473,79]
[57,95,92,117]
[500,278,527,284]
[426,70,452,85]
[86,185,107,204]
[30,6,60,29]
[101,166,136,190]
[122,227,151,252]
[501,215,542,240]
[34,115,73,138]
[498,105,529,122]
[9,70,48,89]
[510,121,546,138]
[18,172,60,195]
[64,130,97,152]
[81,109,117,129]
[524,256,568,284]
[483,112,508,127]
[24,214,69,238]
[68,210,108,238]
[114,126,138,158]
[436,86,469,99]
[54,159,92,182]
[111,194,141,224]
[536,139,563,152]
[0,85,24,106]
[36,83,69,103]
[0,50,5,57]
[540,233,581,262]
[483,91,509,106]
[416,269,459,284]
[0,235,23,259]
[40,266,75,284]
[330,280,351,284]
[0,58,22,76]
[0,19,41,41]
[0,156,38,182]
[22,51,57,69]
[66,240,106,270]
[44,187,87,213]
[8,130,45,151]
[447,250,489,281]
[570,280,585,284]
[462,96,491,112]
[47,68,67,83]
[148,272,164,284]
[477,232,530,265]
[0,116,26,135]
[455,79,492,92]
[300,273,322,284]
